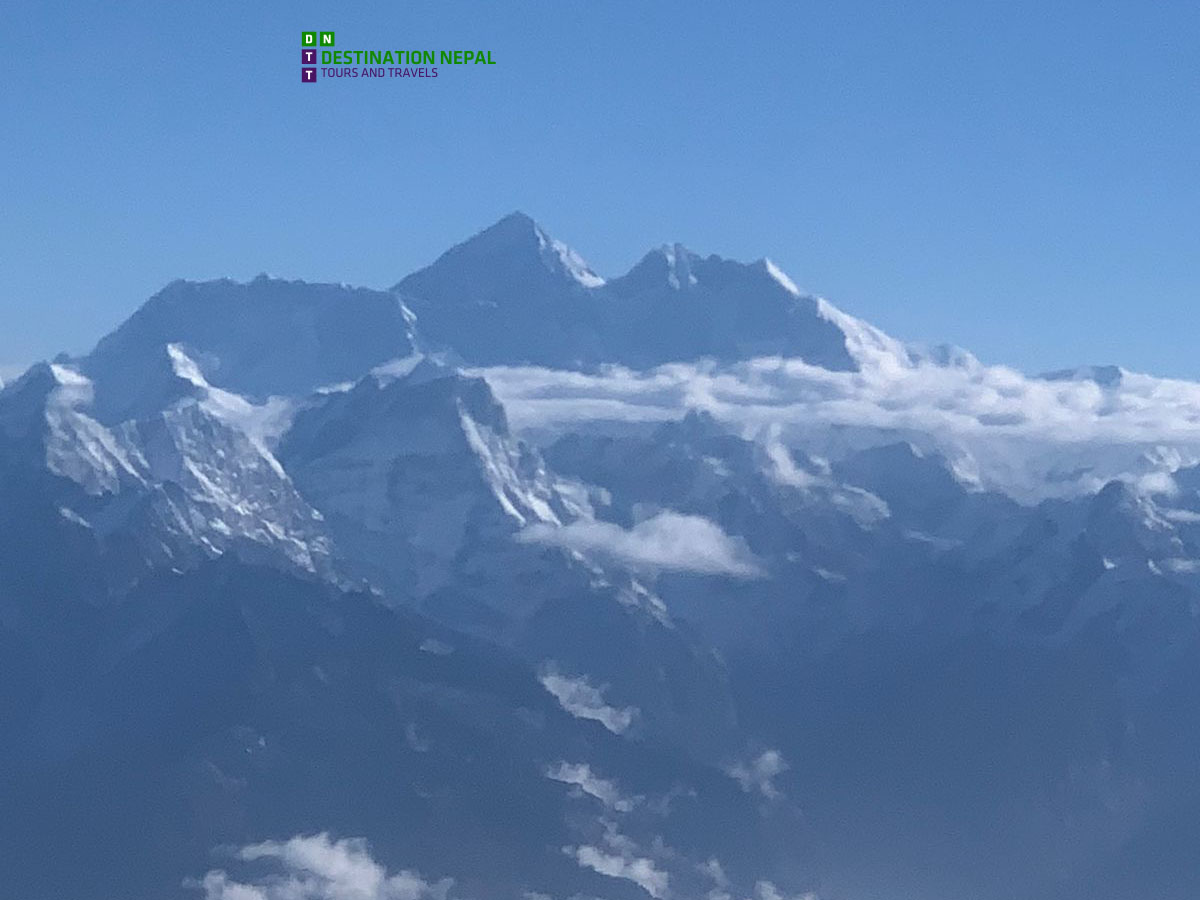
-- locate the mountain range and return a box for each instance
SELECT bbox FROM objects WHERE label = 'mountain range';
[3,212,1200,900]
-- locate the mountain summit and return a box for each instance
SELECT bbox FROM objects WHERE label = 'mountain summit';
[79,276,417,419]
[394,213,872,370]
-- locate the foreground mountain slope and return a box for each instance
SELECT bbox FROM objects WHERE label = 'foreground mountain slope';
[0,561,798,900]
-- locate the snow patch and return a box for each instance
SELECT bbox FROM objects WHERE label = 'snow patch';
[534,225,606,288]
[763,258,801,296]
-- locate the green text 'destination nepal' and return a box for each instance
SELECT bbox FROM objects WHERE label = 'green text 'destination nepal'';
[322,49,496,65]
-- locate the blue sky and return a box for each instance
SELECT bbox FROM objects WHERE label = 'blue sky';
[2,0,1197,378]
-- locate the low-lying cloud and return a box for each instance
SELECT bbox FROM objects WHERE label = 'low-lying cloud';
[520,511,764,578]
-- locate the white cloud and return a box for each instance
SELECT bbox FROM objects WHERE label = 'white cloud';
[539,666,638,735]
[727,750,789,800]
[519,512,763,578]
[473,355,1200,502]
[569,845,668,898]
[761,426,819,489]
[546,761,639,812]
[190,833,454,900]
[566,831,670,900]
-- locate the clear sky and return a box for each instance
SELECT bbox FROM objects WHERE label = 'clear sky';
[2,0,1197,379]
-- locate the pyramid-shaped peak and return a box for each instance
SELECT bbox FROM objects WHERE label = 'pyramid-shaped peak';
[659,241,699,259]
[399,212,604,293]
[613,243,704,293]
[491,209,539,233]
[467,211,542,249]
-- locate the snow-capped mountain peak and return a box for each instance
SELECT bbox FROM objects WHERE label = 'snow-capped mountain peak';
[612,243,702,293]
[403,211,604,293]
[79,277,417,418]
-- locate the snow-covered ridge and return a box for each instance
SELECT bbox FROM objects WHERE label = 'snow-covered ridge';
[395,213,863,370]
[535,225,606,288]
[166,343,296,453]
[43,364,145,495]
[0,347,329,573]
[660,243,698,290]
[13,210,1200,508]
[79,276,417,412]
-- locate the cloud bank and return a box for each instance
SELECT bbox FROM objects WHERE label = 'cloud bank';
[474,356,1200,501]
